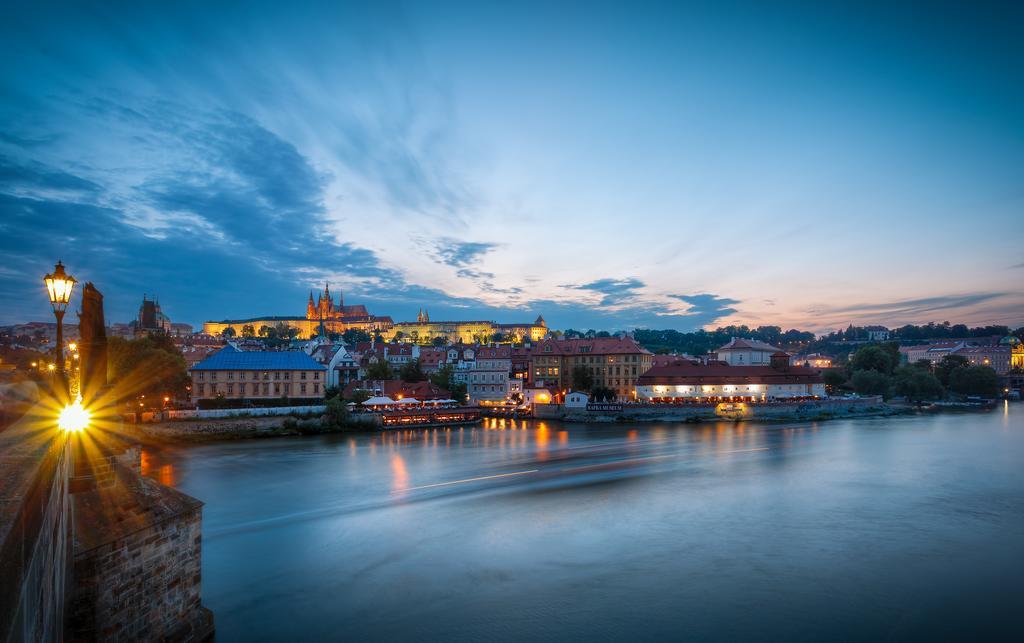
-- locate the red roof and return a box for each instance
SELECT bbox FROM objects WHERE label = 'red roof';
[716,338,783,353]
[476,346,512,359]
[531,337,650,356]
[639,362,822,385]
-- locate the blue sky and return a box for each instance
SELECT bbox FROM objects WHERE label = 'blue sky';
[1,0,1021,332]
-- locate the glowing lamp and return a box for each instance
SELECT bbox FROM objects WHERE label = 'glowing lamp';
[43,261,76,313]
[58,396,90,432]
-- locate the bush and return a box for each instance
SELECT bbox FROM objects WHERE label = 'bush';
[892,365,943,404]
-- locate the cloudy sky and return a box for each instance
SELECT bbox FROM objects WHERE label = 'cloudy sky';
[1,0,1021,332]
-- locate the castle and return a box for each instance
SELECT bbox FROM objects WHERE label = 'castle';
[203,283,548,344]
[203,283,393,339]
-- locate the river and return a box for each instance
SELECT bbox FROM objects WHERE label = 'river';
[140,405,1024,641]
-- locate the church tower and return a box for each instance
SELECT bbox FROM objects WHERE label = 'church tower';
[307,291,316,319]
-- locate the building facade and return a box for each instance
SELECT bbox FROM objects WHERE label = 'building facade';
[713,338,784,366]
[530,336,653,401]
[468,346,512,403]
[636,356,826,402]
[382,315,547,345]
[188,346,326,405]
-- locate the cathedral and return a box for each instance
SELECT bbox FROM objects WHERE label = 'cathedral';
[305,283,371,322]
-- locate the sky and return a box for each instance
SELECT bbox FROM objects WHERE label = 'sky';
[1,0,1022,333]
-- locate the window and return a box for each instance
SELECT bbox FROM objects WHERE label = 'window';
[211,372,218,380]
[227,372,234,380]
[301,383,307,394]
[198,372,205,380]
[274,372,280,380]
[284,372,290,380]
[313,383,320,394]
[314,372,320,380]
[301,372,307,380]
[227,383,234,394]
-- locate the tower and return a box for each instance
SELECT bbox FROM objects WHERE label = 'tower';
[307,291,316,319]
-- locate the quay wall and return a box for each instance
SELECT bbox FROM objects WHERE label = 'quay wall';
[535,397,891,423]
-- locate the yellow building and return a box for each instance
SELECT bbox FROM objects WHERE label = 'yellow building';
[530,336,653,401]
[381,313,547,345]
[202,284,393,339]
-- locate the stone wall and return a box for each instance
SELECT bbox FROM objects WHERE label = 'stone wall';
[68,464,213,642]
[0,416,72,643]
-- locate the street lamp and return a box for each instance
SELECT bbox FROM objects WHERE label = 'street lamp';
[43,261,76,393]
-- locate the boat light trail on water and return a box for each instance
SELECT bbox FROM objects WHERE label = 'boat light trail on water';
[393,446,774,493]
[397,469,540,492]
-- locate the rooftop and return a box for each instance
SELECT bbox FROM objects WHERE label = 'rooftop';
[191,346,326,371]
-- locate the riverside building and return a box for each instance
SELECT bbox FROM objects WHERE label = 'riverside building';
[189,346,326,405]
[636,353,825,402]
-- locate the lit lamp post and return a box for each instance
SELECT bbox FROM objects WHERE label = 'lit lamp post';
[43,261,76,396]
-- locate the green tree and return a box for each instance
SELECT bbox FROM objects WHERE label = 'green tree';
[892,365,944,404]
[823,370,847,393]
[590,386,616,402]
[324,396,350,429]
[431,336,448,347]
[241,324,256,338]
[490,332,507,343]
[399,358,426,382]
[934,354,969,386]
[570,365,594,392]
[449,382,468,404]
[107,335,190,404]
[850,370,891,397]
[365,359,394,380]
[430,363,455,389]
[221,327,236,339]
[849,345,894,375]
[342,329,372,345]
[947,365,1000,397]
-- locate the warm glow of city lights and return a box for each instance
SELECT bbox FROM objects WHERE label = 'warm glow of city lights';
[68,342,77,351]
[58,396,91,432]
[47,363,55,371]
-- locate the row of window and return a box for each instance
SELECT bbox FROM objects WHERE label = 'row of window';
[196,382,320,396]
[196,370,320,381]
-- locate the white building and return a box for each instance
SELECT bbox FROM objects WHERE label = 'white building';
[564,391,590,408]
[714,338,785,366]
[636,357,825,402]
[468,346,512,403]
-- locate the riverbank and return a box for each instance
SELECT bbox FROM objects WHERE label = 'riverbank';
[135,414,377,442]
[536,397,901,423]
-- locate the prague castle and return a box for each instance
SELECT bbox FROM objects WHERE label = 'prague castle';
[381,310,548,345]
[203,284,548,343]
[202,284,393,338]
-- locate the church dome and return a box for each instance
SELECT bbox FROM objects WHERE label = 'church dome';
[1000,335,1021,346]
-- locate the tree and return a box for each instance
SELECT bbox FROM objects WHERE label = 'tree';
[570,365,594,392]
[449,382,468,404]
[934,355,969,386]
[430,364,454,389]
[241,324,256,338]
[365,359,393,380]
[947,365,1000,397]
[394,331,405,341]
[431,336,448,347]
[849,345,894,375]
[850,370,891,397]
[892,365,943,404]
[823,370,847,393]
[342,329,372,345]
[590,386,616,402]
[107,335,190,405]
[221,327,236,339]
[324,397,350,429]
[490,332,507,343]
[258,325,272,338]
[399,358,426,382]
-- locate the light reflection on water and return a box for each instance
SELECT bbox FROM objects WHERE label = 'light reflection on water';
[142,409,1024,642]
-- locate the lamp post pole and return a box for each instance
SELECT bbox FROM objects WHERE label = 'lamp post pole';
[44,261,76,399]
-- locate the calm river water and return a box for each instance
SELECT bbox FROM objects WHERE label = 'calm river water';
[141,406,1024,642]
